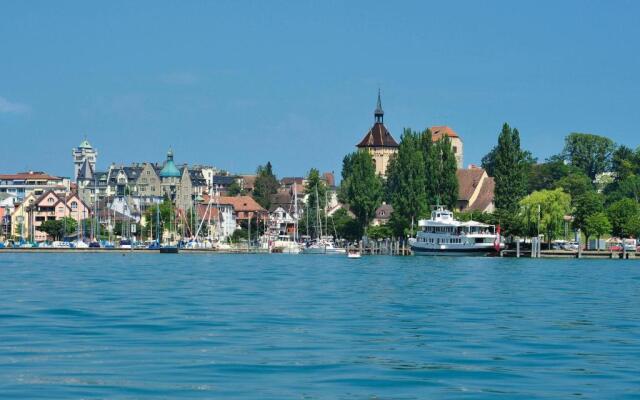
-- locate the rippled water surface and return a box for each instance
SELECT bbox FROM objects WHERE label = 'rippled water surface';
[0,253,639,399]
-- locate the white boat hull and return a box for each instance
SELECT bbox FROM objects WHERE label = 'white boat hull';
[301,246,346,255]
[410,242,501,256]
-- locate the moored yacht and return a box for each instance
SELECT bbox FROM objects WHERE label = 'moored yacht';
[302,236,346,255]
[409,206,503,256]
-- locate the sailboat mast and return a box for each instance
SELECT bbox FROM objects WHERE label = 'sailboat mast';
[293,183,298,242]
[315,184,321,239]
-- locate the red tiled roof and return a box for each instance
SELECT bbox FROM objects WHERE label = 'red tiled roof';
[456,168,485,201]
[195,204,220,220]
[241,175,257,190]
[356,122,399,148]
[200,195,266,213]
[323,172,335,187]
[471,177,495,212]
[0,172,62,180]
[430,126,459,141]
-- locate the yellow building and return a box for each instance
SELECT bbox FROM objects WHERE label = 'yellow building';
[356,91,399,177]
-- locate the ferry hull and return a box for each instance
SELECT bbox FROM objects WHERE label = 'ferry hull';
[411,245,497,257]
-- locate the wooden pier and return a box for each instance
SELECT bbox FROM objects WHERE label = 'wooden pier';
[501,249,637,259]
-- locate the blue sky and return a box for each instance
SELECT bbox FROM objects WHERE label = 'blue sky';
[1,1,639,179]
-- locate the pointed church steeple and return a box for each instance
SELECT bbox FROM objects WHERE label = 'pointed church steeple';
[374,89,384,123]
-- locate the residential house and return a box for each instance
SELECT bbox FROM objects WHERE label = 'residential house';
[0,193,15,240]
[0,171,70,201]
[456,167,495,213]
[11,190,90,241]
[372,203,394,226]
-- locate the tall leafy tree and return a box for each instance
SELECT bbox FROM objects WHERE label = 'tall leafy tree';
[340,151,383,229]
[431,136,459,208]
[607,198,640,238]
[519,188,571,244]
[253,162,279,209]
[143,199,173,239]
[492,123,530,211]
[38,217,77,240]
[490,123,531,236]
[605,174,640,204]
[584,212,611,249]
[386,129,428,236]
[562,133,615,179]
[611,145,639,181]
[572,191,604,243]
[419,129,437,205]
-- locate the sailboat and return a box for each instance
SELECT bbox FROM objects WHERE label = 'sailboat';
[269,184,302,254]
[160,200,178,253]
[301,184,345,255]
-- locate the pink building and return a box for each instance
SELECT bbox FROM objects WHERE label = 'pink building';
[12,190,90,241]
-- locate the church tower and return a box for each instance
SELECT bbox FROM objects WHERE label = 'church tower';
[72,137,98,182]
[356,90,399,177]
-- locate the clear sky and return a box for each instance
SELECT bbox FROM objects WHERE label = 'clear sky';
[1,1,639,179]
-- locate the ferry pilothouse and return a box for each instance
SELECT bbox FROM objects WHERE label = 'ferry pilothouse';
[409,207,504,256]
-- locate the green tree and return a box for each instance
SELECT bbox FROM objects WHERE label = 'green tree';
[38,217,78,240]
[584,212,611,250]
[227,180,244,196]
[607,198,640,238]
[367,224,393,240]
[604,174,640,204]
[483,142,535,179]
[143,199,173,240]
[419,129,437,205]
[252,162,279,209]
[430,135,459,208]
[340,151,383,229]
[555,171,593,200]
[490,123,532,236]
[562,133,615,179]
[611,145,639,181]
[385,129,428,236]
[519,188,571,244]
[330,208,362,241]
[573,191,604,243]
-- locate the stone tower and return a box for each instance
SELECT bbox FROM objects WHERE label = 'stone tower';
[72,137,97,182]
[356,90,399,177]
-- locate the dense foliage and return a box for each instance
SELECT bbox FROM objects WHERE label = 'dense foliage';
[38,217,78,240]
[383,128,459,236]
[340,151,383,229]
[253,162,279,209]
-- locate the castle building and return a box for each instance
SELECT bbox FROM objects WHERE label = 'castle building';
[430,126,464,169]
[72,138,97,182]
[159,148,193,212]
[356,91,399,177]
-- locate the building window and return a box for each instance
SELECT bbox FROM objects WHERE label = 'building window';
[71,201,77,210]
[147,171,150,175]
[48,197,54,203]
[453,146,457,153]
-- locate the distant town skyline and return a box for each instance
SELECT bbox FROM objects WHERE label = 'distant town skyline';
[1,1,639,178]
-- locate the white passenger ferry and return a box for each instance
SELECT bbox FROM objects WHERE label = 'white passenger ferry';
[409,207,503,256]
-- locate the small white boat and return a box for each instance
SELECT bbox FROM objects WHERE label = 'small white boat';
[73,240,89,249]
[302,238,346,255]
[270,235,301,254]
[347,249,361,259]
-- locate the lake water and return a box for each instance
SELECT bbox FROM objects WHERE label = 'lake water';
[0,253,639,399]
